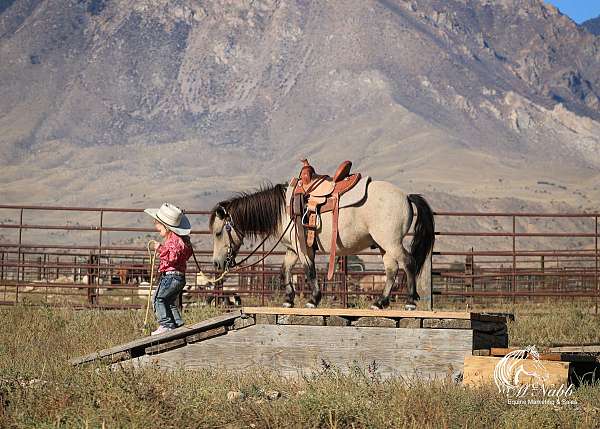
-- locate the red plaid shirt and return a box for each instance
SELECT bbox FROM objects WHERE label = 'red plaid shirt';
[157,233,192,273]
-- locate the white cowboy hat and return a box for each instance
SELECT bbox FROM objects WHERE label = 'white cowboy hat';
[144,203,191,236]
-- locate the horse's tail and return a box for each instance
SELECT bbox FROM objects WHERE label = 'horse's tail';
[407,194,435,277]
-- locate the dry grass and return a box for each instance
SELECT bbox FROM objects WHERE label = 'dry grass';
[0,303,599,428]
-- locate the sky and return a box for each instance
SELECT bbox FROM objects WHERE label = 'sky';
[545,0,600,24]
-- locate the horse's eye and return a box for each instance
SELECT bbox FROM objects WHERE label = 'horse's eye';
[215,231,222,238]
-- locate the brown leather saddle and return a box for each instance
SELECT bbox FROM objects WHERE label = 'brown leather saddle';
[289,159,361,280]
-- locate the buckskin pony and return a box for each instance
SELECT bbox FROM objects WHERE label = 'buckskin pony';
[209,160,435,310]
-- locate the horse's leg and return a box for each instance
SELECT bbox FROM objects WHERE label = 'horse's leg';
[399,246,419,310]
[372,245,418,310]
[281,249,298,308]
[305,254,320,308]
[371,251,398,309]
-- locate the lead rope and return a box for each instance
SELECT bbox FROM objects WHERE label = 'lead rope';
[142,242,158,335]
[192,246,229,285]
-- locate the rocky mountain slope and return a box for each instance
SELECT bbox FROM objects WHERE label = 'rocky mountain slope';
[1,0,599,215]
[583,15,600,35]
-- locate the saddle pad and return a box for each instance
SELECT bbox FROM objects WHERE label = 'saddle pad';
[339,175,371,208]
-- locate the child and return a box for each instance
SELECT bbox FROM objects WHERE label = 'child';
[144,203,193,335]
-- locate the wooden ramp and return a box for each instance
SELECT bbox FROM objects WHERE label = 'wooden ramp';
[71,307,511,379]
[69,311,241,366]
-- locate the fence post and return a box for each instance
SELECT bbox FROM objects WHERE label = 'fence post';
[540,255,545,292]
[96,210,104,307]
[594,215,600,314]
[465,248,473,307]
[261,242,265,306]
[16,208,23,304]
[512,215,516,305]
[417,251,433,310]
[342,256,348,308]
[1,251,4,299]
[88,252,97,306]
[20,252,25,282]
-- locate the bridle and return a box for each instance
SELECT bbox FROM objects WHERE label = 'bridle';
[221,210,245,269]
[215,205,293,272]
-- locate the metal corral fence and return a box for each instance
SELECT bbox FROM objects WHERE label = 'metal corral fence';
[0,205,599,310]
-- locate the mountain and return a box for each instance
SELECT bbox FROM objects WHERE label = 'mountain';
[582,16,600,35]
[1,0,600,215]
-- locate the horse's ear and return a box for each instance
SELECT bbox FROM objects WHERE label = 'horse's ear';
[215,205,227,220]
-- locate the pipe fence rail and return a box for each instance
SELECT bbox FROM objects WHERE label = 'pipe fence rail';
[0,205,599,310]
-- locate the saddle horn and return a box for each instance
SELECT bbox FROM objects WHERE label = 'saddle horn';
[300,159,315,186]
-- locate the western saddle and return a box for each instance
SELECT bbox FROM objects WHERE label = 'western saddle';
[289,159,362,280]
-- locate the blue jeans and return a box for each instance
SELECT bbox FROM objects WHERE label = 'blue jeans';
[153,274,185,329]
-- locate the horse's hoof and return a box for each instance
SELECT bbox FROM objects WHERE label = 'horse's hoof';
[282,302,294,308]
[404,303,417,311]
[305,302,316,309]
[372,297,389,309]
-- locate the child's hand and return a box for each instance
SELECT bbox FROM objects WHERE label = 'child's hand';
[149,240,160,251]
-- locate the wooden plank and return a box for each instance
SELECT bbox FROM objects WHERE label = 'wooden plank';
[145,338,186,355]
[491,347,599,362]
[204,325,474,351]
[463,355,569,387]
[133,324,473,379]
[242,306,508,322]
[490,347,519,356]
[549,345,600,353]
[70,310,241,365]
[186,326,228,343]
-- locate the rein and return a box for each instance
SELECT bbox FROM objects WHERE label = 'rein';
[230,218,294,271]
[188,217,294,283]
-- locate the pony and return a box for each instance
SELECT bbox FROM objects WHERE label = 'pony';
[209,181,435,310]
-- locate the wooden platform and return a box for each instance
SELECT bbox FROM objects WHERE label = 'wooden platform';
[71,307,512,379]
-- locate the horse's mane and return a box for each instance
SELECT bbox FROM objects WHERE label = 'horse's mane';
[209,183,287,240]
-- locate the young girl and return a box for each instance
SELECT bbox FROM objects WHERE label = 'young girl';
[144,203,193,335]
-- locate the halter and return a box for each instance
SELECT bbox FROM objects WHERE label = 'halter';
[217,206,293,271]
[222,211,245,269]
